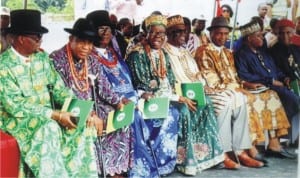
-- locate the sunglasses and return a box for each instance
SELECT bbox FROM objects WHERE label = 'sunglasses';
[222,9,230,13]
[98,26,112,34]
[148,31,166,37]
[23,34,43,42]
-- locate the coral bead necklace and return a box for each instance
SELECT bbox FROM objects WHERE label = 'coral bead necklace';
[93,47,118,68]
[66,43,89,92]
[144,44,166,79]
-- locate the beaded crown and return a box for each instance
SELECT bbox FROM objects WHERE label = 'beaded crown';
[145,15,167,29]
[167,15,184,28]
[240,21,261,37]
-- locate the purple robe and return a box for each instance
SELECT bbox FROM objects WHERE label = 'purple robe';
[50,45,132,176]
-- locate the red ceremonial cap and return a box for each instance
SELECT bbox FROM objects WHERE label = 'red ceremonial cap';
[277,19,295,29]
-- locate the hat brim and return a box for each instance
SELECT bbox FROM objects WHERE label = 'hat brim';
[6,26,48,34]
[64,28,96,41]
[96,22,114,30]
[207,25,232,31]
[101,22,113,27]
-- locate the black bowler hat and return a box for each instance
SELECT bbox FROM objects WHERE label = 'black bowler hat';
[207,16,232,31]
[86,10,113,29]
[6,9,48,35]
[64,18,96,41]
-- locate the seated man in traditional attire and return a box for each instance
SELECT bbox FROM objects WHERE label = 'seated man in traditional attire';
[126,14,223,176]
[0,9,98,177]
[194,16,265,169]
[268,19,300,145]
[235,20,298,158]
[269,19,300,82]
[164,14,224,174]
[51,13,136,177]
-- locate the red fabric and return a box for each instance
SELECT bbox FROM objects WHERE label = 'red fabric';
[277,19,295,29]
[0,130,20,177]
[291,35,300,46]
[216,0,222,17]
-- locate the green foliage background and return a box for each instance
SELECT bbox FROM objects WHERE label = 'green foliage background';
[2,0,74,21]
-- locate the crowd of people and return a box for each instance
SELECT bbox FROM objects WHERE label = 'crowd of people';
[0,1,299,178]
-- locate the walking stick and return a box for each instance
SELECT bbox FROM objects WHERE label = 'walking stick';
[47,84,55,110]
[88,74,106,178]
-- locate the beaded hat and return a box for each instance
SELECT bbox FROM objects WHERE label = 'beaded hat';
[167,15,184,28]
[144,15,167,29]
[240,21,261,37]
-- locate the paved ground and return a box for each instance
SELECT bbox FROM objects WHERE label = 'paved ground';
[169,147,298,178]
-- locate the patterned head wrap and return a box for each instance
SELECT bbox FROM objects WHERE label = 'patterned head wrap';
[167,15,184,28]
[144,15,167,30]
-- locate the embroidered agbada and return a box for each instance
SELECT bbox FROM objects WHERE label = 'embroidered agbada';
[235,45,297,139]
[126,44,179,177]
[127,43,223,176]
[195,43,290,143]
[164,43,224,174]
[93,47,137,102]
[50,45,131,176]
[0,48,98,178]
[93,46,179,178]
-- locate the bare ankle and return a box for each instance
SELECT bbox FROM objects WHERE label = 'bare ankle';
[248,146,258,157]
[268,138,281,151]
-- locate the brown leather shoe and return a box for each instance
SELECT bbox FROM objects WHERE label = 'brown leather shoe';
[224,155,240,169]
[238,151,264,168]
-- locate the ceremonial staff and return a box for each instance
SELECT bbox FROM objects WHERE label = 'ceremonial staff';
[88,74,106,178]
[47,84,55,110]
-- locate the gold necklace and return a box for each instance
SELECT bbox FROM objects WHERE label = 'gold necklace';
[179,54,198,81]
[165,44,198,81]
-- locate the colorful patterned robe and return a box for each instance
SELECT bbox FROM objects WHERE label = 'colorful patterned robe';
[50,45,131,176]
[195,43,290,143]
[0,48,98,178]
[164,43,224,174]
[127,43,223,176]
